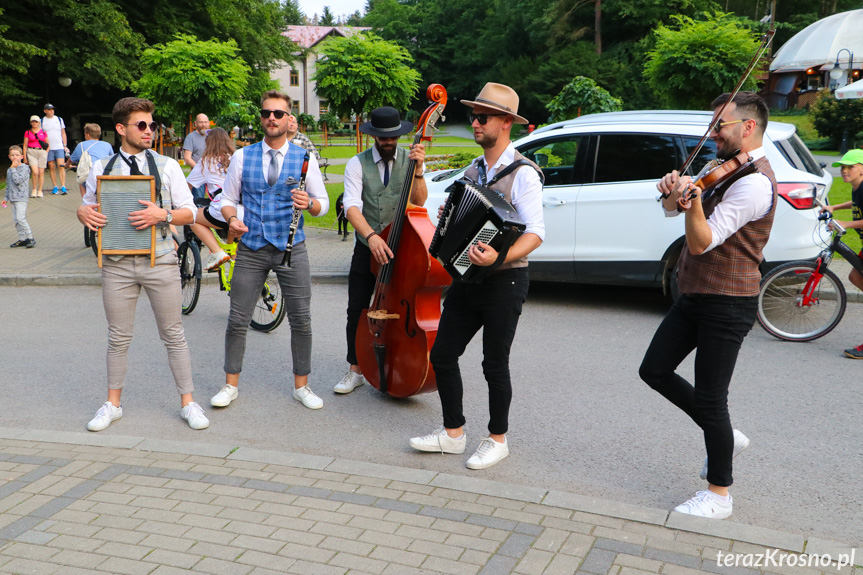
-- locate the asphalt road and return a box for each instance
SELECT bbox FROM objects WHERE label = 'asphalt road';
[1,281,861,546]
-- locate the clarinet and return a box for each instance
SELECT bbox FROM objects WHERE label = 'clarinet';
[280,152,311,268]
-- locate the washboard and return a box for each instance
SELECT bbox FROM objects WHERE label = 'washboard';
[96,175,157,268]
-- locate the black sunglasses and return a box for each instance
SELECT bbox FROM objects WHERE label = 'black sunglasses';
[469,113,506,125]
[125,121,159,132]
[260,109,288,119]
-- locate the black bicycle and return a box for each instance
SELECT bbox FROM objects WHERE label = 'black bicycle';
[757,198,861,342]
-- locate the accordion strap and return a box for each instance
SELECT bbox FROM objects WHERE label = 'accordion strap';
[485,159,545,186]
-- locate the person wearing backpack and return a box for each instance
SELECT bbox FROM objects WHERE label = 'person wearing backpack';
[69,123,113,196]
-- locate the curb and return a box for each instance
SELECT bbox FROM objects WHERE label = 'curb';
[0,426,858,560]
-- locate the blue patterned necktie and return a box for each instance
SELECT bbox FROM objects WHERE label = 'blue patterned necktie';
[383,160,390,187]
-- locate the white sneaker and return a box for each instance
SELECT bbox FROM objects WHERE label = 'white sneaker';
[210,384,239,407]
[700,429,750,480]
[673,490,733,519]
[181,402,210,430]
[293,385,323,409]
[205,250,231,271]
[87,401,122,432]
[334,371,366,394]
[466,437,509,470]
[409,426,466,454]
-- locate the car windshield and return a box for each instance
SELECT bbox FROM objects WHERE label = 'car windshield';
[773,133,824,176]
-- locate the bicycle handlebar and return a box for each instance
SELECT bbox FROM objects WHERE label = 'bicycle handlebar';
[813,197,846,235]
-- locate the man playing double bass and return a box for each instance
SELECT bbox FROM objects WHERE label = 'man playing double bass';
[409,83,544,470]
[640,92,776,519]
[333,107,427,395]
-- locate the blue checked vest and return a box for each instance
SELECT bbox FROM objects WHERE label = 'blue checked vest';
[240,142,306,251]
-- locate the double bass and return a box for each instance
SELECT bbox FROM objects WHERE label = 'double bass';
[355,84,452,398]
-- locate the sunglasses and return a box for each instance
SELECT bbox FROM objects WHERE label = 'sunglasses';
[712,118,751,133]
[469,113,506,125]
[260,109,289,120]
[125,121,159,132]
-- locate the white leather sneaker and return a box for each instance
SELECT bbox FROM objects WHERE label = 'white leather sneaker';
[409,426,466,454]
[700,429,750,480]
[293,385,323,409]
[181,402,210,430]
[210,384,239,407]
[673,490,733,519]
[205,250,231,271]
[334,371,366,394]
[466,437,509,470]
[87,401,122,432]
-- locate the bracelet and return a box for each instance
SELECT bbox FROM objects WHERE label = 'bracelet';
[414,174,424,179]
[365,231,377,241]
[227,215,237,224]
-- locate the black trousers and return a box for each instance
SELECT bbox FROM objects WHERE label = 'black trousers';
[346,238,376,366]
[639,293,757,487]
[430,267,530,435]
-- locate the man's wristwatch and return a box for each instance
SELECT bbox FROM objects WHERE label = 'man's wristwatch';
[309,198,315,211]
[165,209,173,224]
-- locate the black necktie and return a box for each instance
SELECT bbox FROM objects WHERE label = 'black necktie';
[477,160,487,185]
[383,160,390,187]
[127,155,142,175]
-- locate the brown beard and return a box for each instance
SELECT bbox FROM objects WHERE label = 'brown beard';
[376,142,396,162]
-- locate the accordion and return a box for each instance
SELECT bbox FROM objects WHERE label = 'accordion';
[429,179,525,283]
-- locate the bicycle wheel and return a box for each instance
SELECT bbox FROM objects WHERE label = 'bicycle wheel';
[757,261,846,342]
[178,241,201,315]
[250,273,287,332]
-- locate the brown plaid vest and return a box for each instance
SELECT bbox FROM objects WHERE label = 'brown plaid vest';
[677,156,778,297]
[464,150,540,271]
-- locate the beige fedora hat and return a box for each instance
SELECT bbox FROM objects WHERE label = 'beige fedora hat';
[461,82,528,124]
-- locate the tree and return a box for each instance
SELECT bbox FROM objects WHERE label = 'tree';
[810,90,863,148]
[547,76,623,121]
[643,12,762,109]
[133,34,251,126]
[312,33,421,151]
[320,6,337,25]
[0,8,45,102]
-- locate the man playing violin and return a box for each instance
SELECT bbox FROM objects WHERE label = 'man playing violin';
[409,83,544,470]
[639,91,776,519]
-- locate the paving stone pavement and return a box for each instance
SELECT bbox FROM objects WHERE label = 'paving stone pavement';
[0,430,859,575]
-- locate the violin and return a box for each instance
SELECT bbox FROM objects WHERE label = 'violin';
[676,149,757,210]
[354,84,452,398]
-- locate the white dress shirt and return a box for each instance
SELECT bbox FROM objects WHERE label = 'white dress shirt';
[220,140,329,215]
[84,150,196,219]
[343,146,416,214]
[664,147,773,253]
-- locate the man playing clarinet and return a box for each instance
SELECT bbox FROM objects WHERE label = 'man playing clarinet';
[640,92,776,519]
[409,83,544,470]
[210,90,329,411]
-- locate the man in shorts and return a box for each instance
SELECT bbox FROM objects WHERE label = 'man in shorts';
[42,104,68,195]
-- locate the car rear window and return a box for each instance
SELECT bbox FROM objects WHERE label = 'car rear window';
[594,134,678,183]
[773,133,823,176]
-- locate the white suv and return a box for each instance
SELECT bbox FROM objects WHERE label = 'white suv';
[425,110,832,294]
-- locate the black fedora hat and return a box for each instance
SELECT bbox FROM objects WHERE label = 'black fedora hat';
[359,107,413,138]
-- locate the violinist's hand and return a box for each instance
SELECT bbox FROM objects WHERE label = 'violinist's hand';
[657,170,682,198]
[468,241,498,266]
[368,233,394,265]
[677,182,702,213]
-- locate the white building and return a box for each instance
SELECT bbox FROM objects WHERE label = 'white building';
[272,25,370,121]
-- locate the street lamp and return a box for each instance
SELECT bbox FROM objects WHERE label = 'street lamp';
[829,49,855,154]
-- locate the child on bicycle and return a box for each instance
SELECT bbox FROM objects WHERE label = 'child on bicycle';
[820,148,863,358]
[185,128,245,270]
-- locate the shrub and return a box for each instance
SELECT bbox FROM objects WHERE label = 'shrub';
[810,89,863,147]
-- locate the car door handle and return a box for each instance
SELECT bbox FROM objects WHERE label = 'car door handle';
[543,199,567,206]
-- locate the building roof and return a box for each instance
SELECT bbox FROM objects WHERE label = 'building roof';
[770,9,863,72]
[283,25,370,50]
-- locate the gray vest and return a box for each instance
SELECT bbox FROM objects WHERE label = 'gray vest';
[464,150,539,270]
[100,151,175,258]
[357,148,410,247]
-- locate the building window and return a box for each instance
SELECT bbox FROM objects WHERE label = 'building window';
[292,101,300,115]
[290,70,299,86]
[319,101,329,115]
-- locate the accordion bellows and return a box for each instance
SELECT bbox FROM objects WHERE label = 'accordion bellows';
[429,179,525,283]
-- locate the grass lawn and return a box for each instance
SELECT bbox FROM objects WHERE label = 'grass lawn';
[318,142,481,160]
[770,114,817,141]
[827,175,861,254]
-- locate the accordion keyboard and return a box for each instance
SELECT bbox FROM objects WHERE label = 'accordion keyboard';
[453,221,498,275]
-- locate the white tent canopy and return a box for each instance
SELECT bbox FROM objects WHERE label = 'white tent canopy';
[836,78,863,99]
[770,9,863,72]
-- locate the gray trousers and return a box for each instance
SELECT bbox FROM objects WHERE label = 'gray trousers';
[101,252,195,394]
[225,241,312,376]
[10,201,32,239]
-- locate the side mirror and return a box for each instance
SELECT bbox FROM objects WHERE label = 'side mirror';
[534,153,548,167]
